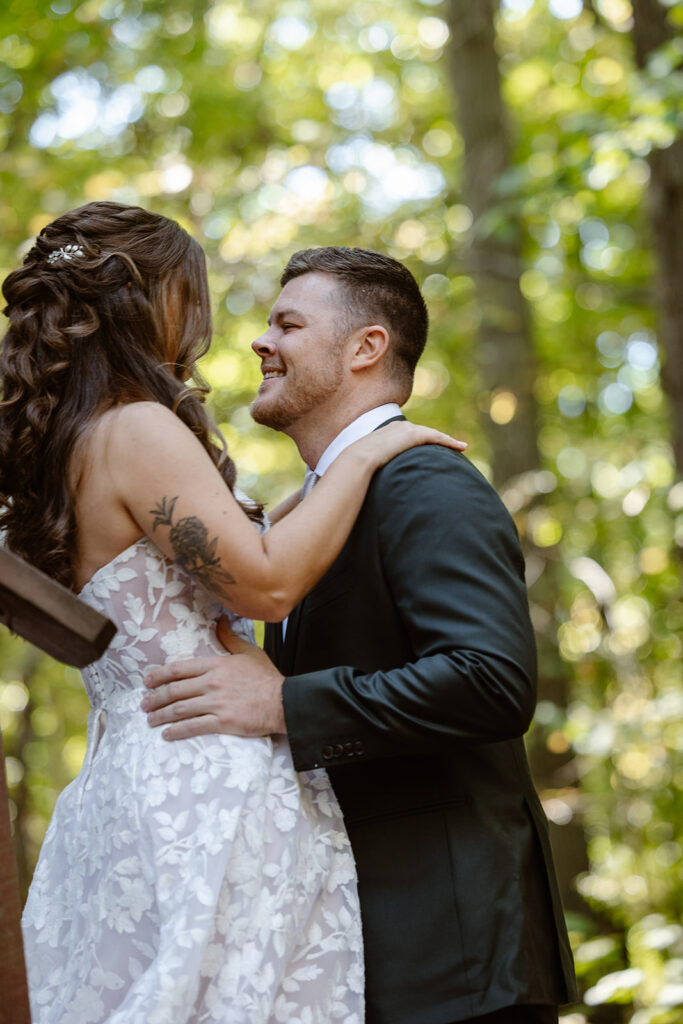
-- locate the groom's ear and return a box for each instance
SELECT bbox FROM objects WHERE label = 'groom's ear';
[349,325,390,373]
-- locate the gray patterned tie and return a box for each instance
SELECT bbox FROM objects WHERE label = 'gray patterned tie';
[300,468,320,501]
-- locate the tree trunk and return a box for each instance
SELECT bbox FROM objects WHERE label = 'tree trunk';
[444,0,591,917]
[444,0,539,487]
[631,0,683,477]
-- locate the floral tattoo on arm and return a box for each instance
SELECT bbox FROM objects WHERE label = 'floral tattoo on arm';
[149,495,236,595]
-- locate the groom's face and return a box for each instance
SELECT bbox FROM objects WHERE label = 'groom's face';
[250,272,350,432]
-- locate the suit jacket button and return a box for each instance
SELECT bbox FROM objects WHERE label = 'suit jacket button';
[332,743,344,757]
[322,746,334,760]
[344,742,354,757]
[354,740,365,756]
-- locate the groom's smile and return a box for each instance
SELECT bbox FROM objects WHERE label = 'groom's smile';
[258,365,286,388]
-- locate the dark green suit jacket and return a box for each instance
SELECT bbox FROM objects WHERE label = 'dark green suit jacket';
[265,441,577,1023]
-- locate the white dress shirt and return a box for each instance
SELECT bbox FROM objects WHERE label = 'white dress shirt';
[283,403,402,637]
[311,403,402,478]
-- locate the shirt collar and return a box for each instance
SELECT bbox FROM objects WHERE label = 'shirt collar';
[312,404,402,477]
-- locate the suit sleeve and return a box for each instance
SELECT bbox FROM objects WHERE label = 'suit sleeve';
[282,447,538,770]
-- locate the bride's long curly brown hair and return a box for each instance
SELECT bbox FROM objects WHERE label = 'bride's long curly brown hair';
[0,200,261,590]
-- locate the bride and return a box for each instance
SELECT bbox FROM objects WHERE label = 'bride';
[0,201,463,1024]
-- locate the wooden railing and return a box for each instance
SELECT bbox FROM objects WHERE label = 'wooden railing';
[0,548,116,1024]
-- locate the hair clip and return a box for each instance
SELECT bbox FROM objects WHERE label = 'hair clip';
[47,244,85,264]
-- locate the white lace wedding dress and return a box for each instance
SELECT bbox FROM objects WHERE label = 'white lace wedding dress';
[22,536,364,1024]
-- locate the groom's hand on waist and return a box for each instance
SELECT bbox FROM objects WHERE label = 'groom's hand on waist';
[141,620,286,740]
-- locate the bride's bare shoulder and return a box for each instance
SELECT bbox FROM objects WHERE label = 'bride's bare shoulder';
[104,401,182,434]
[73,404,190,488]
[95,402,192,453]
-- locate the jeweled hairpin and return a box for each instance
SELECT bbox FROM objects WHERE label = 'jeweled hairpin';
[47,244,85,264]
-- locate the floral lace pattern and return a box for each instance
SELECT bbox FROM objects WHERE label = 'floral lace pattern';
[22,537,364,1023]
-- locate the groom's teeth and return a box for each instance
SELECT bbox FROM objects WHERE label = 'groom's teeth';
[263,371,285,379]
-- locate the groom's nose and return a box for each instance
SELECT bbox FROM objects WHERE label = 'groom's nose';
[251,330,276,357]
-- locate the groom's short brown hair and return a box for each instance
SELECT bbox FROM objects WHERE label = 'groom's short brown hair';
[281,247,429,402]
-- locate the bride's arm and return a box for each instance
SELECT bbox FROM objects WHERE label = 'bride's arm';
[110,402,466,621]
[267,488,303,525]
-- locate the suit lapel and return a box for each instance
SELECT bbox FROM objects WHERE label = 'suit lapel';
[264,620,284,668]
[281,601,304,676]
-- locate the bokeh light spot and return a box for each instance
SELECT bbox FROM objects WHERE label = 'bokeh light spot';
[490,390,518,425]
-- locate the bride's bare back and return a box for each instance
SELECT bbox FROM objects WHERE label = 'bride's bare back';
[71,407,145,591]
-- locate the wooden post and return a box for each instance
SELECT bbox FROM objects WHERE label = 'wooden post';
[0,548,116,1024]
[0,727,30,1024]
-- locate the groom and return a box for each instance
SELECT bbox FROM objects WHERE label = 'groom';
[144,247,577,1022]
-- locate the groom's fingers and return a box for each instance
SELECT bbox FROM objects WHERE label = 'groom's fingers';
[144,657,221,689]
[145,693,211,728]
[160,714,222,742]
[141,675,207,713]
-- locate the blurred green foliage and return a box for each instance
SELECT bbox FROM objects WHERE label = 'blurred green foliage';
[1,1,682,1020]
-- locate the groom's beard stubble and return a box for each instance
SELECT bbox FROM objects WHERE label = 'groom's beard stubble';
[250,362,345,432]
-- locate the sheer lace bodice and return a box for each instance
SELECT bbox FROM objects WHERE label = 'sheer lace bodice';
[77,536,256,773]
[22,537,364,1024]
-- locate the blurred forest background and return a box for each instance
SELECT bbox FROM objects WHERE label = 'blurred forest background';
[1,0,682,1020]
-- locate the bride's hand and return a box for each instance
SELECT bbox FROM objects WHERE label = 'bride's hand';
[344,420,467,472]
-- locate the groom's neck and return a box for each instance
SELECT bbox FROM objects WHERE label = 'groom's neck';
[286,394,391,469]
